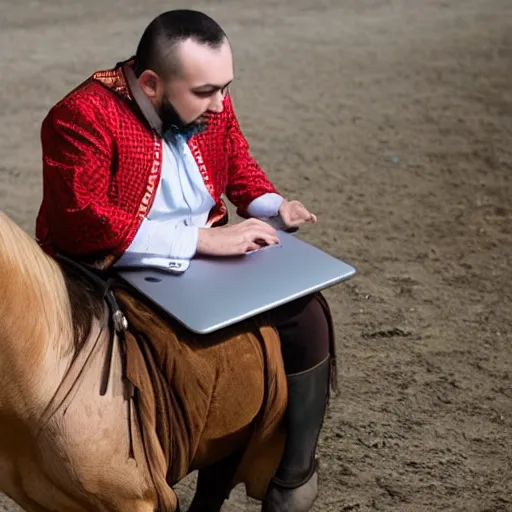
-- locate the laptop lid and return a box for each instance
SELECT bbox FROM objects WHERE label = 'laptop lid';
[116,231,356,334]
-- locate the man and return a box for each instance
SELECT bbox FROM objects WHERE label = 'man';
[36,9,334,511]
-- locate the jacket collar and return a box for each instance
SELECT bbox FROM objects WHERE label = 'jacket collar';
[122,61,165,137]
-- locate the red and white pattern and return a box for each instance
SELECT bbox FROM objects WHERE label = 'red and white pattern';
[36,62,279,268]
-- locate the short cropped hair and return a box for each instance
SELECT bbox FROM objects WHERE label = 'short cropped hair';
[134,9,227,78]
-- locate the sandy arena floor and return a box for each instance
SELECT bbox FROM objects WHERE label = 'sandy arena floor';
[0,0,511,510]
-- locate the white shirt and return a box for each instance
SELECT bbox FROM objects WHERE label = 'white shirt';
[115,133,284,272]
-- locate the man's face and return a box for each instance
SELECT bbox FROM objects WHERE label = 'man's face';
[159,38,234,129]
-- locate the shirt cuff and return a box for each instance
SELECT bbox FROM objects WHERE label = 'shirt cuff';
[115,218,199,270]
[169,225,199,260]
[246,193,284,219]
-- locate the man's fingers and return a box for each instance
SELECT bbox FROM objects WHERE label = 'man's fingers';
[245,241,262,252]
[244,235,279,253]
[249,229,280,246]
[243,218,277,236]
[289,203,311,220]
[259,233,280,246]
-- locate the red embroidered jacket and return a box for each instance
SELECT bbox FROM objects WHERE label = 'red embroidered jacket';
[35,61,279,268]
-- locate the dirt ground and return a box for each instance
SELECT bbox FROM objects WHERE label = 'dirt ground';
[1,0,511,510]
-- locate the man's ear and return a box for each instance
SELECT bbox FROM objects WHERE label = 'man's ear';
[138,69,162,100]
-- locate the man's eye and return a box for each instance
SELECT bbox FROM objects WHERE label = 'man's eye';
[194,90,215,98]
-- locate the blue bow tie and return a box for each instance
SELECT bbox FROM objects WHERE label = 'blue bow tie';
[164,123,207,143]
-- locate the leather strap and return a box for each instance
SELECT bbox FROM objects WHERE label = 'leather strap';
[55,254,127,334]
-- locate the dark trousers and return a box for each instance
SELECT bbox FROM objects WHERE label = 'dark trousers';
[264,293,331,375]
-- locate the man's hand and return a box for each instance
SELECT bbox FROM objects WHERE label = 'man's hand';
[197,218,280,257]
[278,200,317,229]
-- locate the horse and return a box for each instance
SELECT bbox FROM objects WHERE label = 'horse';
[0,210,290,512]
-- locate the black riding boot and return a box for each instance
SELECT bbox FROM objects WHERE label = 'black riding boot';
[262,356,330,512]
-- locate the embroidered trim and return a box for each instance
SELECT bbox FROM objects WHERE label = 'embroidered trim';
[92,68,131,99]
[188,137,215,198]
[138,134,163,218]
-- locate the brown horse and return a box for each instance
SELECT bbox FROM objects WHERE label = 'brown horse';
[0,210,290,512]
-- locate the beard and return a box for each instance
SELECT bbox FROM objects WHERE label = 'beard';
[159,97,208,138]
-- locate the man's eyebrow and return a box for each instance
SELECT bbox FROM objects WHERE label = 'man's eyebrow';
[191,80,232,92]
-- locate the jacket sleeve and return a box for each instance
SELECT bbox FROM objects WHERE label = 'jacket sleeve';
[38,98,138,261]
[224,95,282,217]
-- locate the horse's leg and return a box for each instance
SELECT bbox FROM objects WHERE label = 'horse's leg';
[187,450,243,512]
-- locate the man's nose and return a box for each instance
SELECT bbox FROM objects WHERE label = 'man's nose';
[208,91,224,113]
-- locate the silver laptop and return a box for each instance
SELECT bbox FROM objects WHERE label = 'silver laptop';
[116,231,356,334]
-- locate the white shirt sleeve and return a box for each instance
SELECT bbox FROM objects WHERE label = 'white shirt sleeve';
[114,217,199,272]
[246,193,284,218]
